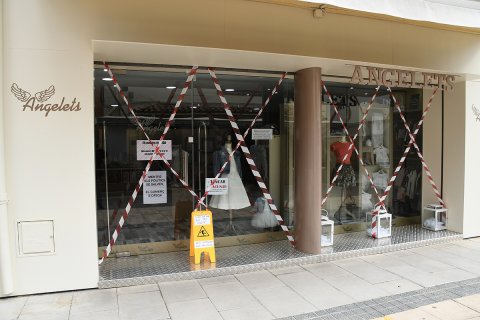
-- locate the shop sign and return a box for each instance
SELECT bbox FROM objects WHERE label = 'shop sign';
[472,105,480,121]
[350,65,455,91]
[252,128,273,140]
[205,178,229,195]
[136,140,172,161]
[143,171,167,204]
[10,83,81,117]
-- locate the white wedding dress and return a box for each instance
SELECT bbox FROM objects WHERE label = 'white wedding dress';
[209,144,251,210]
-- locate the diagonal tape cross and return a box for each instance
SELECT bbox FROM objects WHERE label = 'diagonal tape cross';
[99,63,202,264]
[207,68,295,246]
[321,84,387,210]
[370,87,441,237]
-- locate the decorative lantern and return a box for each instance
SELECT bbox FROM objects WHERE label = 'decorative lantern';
[422,204,447,231]
[366,207,392,239]
[321,209,334,247]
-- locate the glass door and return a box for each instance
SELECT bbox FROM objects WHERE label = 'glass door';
[94,66,294,257]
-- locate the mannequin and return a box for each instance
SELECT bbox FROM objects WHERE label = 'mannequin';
[330,135,357,223]
[210,134,250,233]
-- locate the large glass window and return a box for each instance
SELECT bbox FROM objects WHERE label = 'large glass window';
[94,66,294,256]
[321,82,423,233]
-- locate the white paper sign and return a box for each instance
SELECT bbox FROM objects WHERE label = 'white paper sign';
[252,128,273,140]
[136,140,172,161]
[143,171,167,204]
[205,178,229,195]
[194,240,214,248]
[194,214,211,226]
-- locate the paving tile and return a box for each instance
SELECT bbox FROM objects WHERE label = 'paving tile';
[409,247,480,276]
[250,285,316,318]
[301,262,352,280]
[235,270,284,291]
[333,258,400,284]
[197,275,238,286]
[69,308,120,320]
[219,304,274,320]
[431,268,477,284]
[70,289,118,315]
[268,266,305,275]
[202,281,259,311]
[19,299,70,320]
[167,298,222,320]
[116,284,159,295]
[373,278,423,295]
[455,293,480,312]
[387,307,441,319]
[380,262,445,287]
[419,300,480,320]
[324,272,390,301]
[118,290,169,320]
[159,279,205,304]
[278,271,355,309]
[0,296,27,320]
[393,253,456,273]
[25,292,73,306]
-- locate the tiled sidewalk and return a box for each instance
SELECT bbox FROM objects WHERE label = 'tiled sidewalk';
[1,238,480,320]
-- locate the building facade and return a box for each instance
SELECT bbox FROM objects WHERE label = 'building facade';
[1,0,480,296]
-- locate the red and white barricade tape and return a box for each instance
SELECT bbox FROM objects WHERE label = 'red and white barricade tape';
[194,73,286,211]
[370,88,441,237]
[99,63,201,264]
[321,84,386,210]
[207,68,295,246]
[389,87,445,207]
[321,83,387,211]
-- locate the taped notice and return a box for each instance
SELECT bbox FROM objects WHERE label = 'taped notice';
[194,214,211,226]
[137,140,172,161]
[194,240,214,249]
[252,128,273,140]
[205,178,228,195]
[143,171,167,204]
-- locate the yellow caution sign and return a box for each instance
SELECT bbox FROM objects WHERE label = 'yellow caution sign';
[190,210,216,264]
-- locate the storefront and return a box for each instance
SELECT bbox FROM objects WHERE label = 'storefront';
[1,0,480,296]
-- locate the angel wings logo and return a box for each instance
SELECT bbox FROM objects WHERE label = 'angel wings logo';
[11,83,81,117]
[472,105,480,122]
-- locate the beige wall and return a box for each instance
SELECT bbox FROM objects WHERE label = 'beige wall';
[2,0,480,295]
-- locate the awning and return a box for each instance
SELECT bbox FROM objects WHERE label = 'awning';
[302,0,480,28]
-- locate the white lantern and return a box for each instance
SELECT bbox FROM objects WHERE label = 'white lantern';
[366,207,392,239]
[422,204,447,231]
[321,209,334,247]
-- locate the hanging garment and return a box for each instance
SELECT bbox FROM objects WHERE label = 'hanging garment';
[330,141,353,164]
[361,191,373,211]
[371,112,384,147]
[210,144,251,210]
[331,164,356,187]
[406,170,417,198]
[372,170,388,190]
[374,145,390,167]
[251,197,278,228]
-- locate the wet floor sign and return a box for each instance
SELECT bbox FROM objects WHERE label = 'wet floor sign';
[190,210,216,264]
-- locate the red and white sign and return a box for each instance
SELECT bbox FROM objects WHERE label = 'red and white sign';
[205,178,228,195]
[136,140,172,161]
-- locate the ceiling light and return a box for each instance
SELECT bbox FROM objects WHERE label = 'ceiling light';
[246,93,250,96]
[225,88,235,92]
[103,68,108,72]
[111,104,118,107]
[166,86,176,89]
[102,77,113,81]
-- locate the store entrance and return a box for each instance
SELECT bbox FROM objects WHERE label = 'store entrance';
[94,66,294,258]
